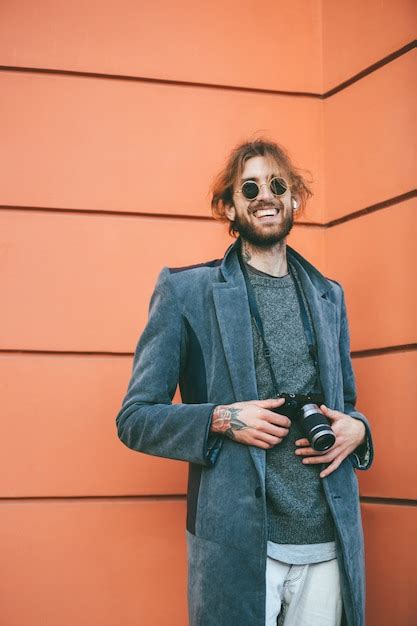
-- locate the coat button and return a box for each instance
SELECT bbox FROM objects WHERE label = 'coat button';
[255,486,262,498]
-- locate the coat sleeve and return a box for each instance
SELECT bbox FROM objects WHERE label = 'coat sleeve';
[338,285,374,470]
[115,267,220,466]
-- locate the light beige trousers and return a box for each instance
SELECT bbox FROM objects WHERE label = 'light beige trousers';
[265,556,342,626]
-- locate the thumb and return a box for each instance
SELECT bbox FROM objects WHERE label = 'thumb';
[320,404,343,420]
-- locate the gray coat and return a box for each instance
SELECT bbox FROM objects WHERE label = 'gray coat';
[116,239,374,626]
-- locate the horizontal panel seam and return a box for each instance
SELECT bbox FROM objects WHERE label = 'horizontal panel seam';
[1,345,416,358]
[0,64,320,98]
[0,206,216,222]
[360,497,417,507]
[322,40,416,97]
[0,190,415,226]
[0,495,414,507]
[0,494,187,503]
[0,40,414,98]
[325,191,416,227]
[352,344,417,359]
[0,350,135,357]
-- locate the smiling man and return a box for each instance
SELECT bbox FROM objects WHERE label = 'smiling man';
[116,139,373,626]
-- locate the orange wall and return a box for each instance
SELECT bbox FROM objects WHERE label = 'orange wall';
[321,6,416,624]
[0,0,322,92]
[0,2,415,625]
[321,0,416,90]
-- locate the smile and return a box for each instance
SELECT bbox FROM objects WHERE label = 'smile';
[252,208,280,218]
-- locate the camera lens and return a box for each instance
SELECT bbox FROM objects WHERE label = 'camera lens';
[299,404,336,452]
[311,431,336,452]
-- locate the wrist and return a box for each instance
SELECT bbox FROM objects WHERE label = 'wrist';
[355,419,366,446]
[210,405,232,434]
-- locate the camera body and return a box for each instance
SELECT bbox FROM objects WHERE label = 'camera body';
[272,392,336,452]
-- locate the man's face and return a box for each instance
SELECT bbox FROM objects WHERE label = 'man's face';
[226,156,294,247]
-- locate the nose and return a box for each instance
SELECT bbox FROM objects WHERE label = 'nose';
[256,182,274,202]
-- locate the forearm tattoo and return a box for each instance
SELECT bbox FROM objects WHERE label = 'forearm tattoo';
[211,406,248,440]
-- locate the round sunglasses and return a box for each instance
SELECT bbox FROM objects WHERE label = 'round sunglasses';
[234,177,288,201]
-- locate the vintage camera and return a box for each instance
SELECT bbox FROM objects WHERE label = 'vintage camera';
[272,392,336,452]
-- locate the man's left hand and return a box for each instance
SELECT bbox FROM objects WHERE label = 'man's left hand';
[294,404,366,478]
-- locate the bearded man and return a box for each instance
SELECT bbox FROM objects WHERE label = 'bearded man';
[116,139,373,626]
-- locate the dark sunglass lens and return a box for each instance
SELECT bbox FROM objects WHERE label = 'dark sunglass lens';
[270,178,287,196]
[241,181,259,200]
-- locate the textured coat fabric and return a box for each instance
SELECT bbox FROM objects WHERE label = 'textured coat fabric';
[116,239,374,626]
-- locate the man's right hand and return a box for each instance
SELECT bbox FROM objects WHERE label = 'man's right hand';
[210,398,290,449]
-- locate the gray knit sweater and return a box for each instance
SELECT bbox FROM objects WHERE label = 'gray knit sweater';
[246,262,335,546]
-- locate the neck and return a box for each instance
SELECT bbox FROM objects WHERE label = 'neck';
[241,239,288,277]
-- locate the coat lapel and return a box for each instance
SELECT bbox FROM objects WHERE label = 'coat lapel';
[287,247,339,409]
[213,242,265,479]
[212,282,258,402]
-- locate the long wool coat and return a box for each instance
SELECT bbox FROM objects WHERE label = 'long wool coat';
[116,239,374,626]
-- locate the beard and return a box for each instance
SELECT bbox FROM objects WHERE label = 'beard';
[231,206,294,248]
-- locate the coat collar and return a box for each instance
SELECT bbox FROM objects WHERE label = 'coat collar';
[213,238,338,479]
[219,237,333,298]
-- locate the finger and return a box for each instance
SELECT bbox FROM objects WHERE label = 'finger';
[254,432,283,447]
[320,404,344,421]
[320,457,343,478]
[301,446,341,464]
[262,411,291,428]
[295,446,323,457]
[252,439,273,450]
[232,433,270,449]
[255,398,286,409]
[258,423,290,439]
[295,438,310,447]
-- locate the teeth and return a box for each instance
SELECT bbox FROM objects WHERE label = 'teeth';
[254,208,277,217]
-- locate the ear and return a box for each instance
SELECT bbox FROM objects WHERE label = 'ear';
[291,196,300,211]
[224,203,236,221]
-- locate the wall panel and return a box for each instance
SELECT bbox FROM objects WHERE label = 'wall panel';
[362,503,417,625]
[354,351,417,500]
[322,0,416,89]
[0,72,324,218]
[1,4,415,625]
[0,0,322,92]
[323,52,416,221]
[325,200,416,351]
[0,354,187,497]
[0,499,187,626]
[0,211,325,351]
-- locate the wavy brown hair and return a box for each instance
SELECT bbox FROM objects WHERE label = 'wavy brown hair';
[210,139,313,236]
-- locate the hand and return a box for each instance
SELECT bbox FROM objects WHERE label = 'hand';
[294,404,366,478]
[210,398,291,449]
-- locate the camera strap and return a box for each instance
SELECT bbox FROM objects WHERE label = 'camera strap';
[237,249,319,392]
